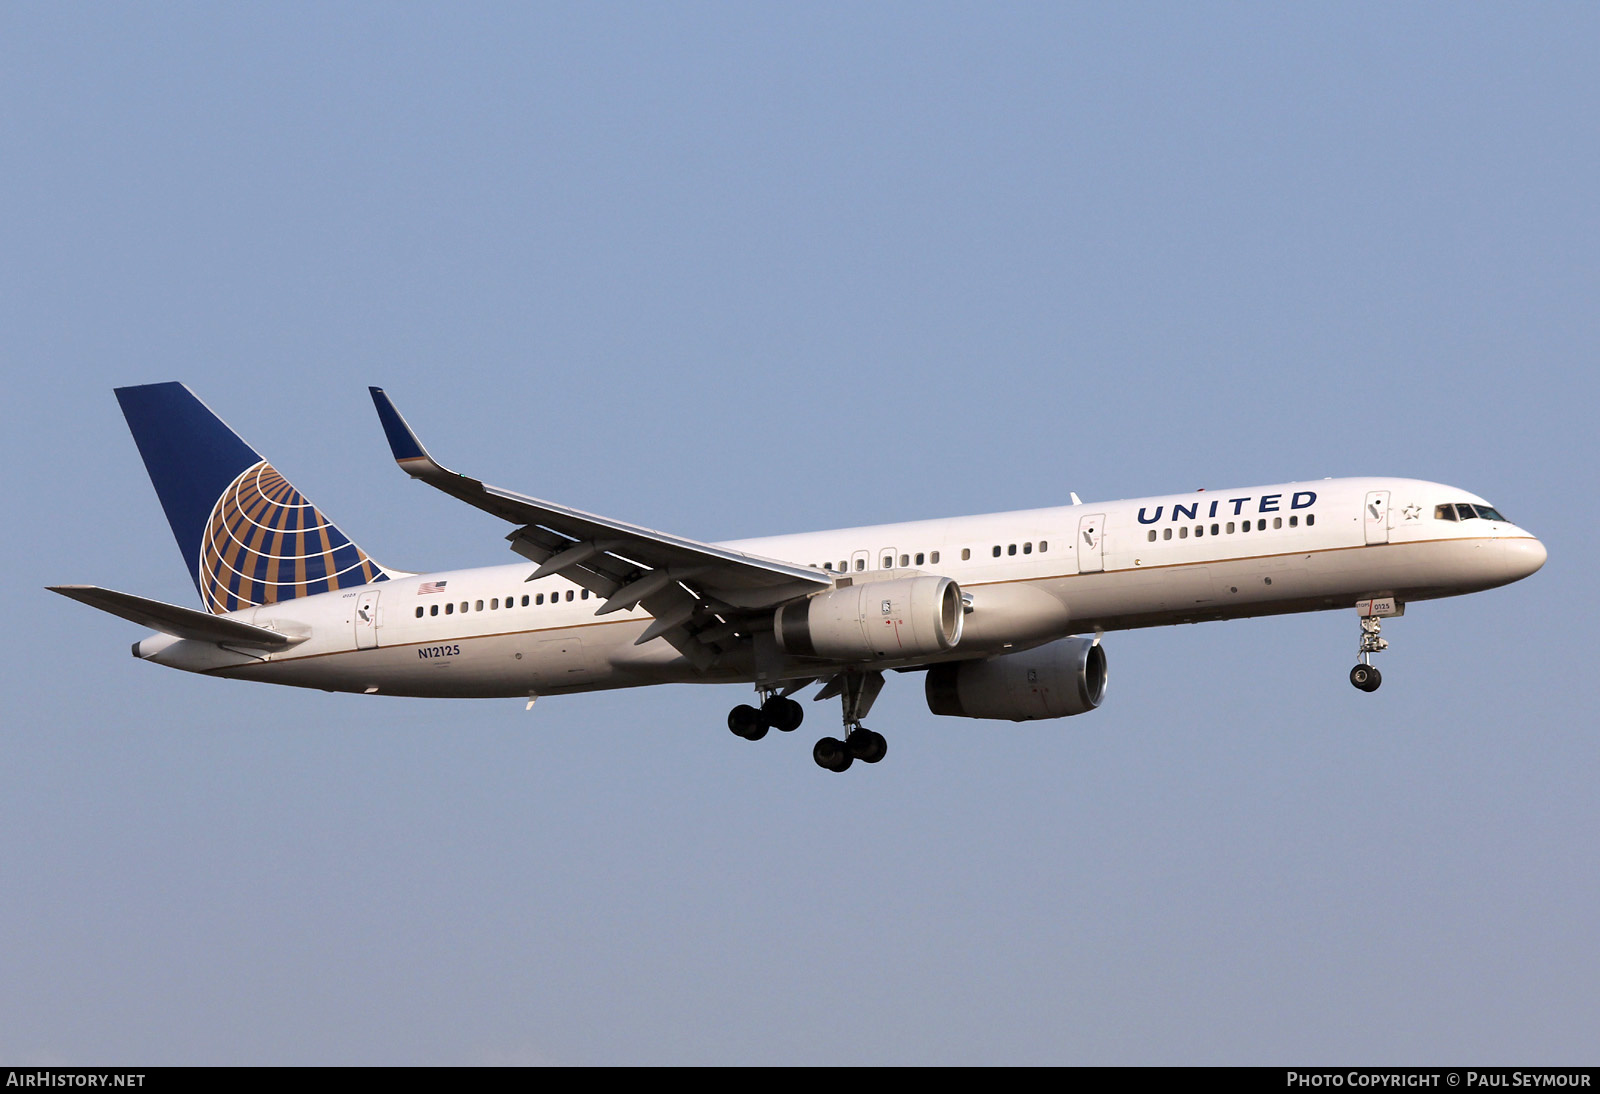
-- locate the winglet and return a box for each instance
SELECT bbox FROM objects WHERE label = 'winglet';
[369,387,442,475]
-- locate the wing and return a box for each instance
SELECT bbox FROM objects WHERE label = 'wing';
[48,585,305,650]
[369,388,831,668]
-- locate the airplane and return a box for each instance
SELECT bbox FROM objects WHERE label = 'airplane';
[51,382,1547,772]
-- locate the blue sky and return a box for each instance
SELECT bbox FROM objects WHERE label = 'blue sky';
[3,3,1596,1064]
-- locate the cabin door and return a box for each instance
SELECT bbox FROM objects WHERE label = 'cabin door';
[354,590,381,650]
[1078,514,1107,573]
[1364,491,1390,545]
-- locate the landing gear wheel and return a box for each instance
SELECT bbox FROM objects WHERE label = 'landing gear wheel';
[1349,664,1382,692]
[728,704,769,740]
[848,729,887,764]
[813,736,853,772]
[762,695,804,733]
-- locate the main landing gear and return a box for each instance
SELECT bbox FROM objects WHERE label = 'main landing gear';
[727,671,891,772]
[727,691,805,741]
[1350,615,1388,692]
[811,671,887,773]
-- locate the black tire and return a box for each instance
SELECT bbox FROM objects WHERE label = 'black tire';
[763,695,804,733]
[728,704,768,740]
[813,736,852,772]
[853,730,887,764]
[1349,665,1381,692]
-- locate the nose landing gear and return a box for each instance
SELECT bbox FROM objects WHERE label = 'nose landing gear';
[1350,614,1388,692]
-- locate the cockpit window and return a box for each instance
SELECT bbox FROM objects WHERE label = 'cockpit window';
[1439,502,1509,522]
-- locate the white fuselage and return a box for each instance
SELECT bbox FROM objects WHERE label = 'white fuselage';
[135,477,1546,699]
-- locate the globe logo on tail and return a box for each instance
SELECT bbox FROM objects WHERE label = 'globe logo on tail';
[199,461,387,614]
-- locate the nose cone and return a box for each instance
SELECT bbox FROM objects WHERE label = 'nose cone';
[1504,536,1547,581]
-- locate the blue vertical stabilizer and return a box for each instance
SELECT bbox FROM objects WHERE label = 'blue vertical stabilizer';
[115,383,388,613]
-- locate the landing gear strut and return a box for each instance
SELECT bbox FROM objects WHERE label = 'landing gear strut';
[813,670,887,773]
[1350,615,1387,692]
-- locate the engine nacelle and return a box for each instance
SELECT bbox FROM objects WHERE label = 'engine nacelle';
[775,575,964,662]
[925,636,1107,721]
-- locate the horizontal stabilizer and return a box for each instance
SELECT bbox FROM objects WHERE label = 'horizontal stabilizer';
[47,585,301,650]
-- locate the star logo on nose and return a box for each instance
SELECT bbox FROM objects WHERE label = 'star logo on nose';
[1402,504,1422,521]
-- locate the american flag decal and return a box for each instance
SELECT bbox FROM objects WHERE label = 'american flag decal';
[418,581,448,594]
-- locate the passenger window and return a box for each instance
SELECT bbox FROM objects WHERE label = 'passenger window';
[1148,530,1157,542]
[581,589,590,600]
[491,598,499,610]
[1195,525,1204,537]
[915,553,925,566]
[961,549,970,561]
[1210,523,1219,535]
[430,604,439,616]
[882,555,893,569]
[1241,520,1249,533]
[566,590,574,601]
[930,551,940,564]
[900,554,909,567]
[1163,528,1172,540]
[1179,527,1188,539]
[475,600,484,611]
[415,606,424,618]
[1007,544,1017,556]
[1038,541,1047,552]
[855,559,865,572]
[839,561,847,572]
[1023,542,1032,554]
[1306,514,1315,526]
[1273,518,1282,530]
[1226,522,1235,534]
[1257,519,1266,531]
[521,595,530,606]
[992,546,1002,558]
[1289,516,1298,527]
[445,603,454,615]
[536,594,544,605]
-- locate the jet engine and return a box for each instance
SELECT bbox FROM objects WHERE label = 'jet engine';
[774,575,963,661]
[924,636,1107,721]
